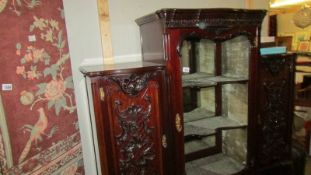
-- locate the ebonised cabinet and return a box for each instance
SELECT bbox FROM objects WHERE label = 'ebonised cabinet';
[255,53,295,175]
[136,8,295,175]
[81,62,176,175]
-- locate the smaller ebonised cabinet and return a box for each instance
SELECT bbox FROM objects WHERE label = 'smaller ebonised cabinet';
[255,53,296,175]
[81,62,177,175]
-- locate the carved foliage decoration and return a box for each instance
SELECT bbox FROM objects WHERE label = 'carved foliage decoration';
[114,95,157,175]
[259,77,290,165]
[165,18,264,28]
[156,9,266,28]
[110,73,156,96]
[263,58,286,76]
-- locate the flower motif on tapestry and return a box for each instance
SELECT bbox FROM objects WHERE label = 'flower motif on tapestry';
[16,16,76,115]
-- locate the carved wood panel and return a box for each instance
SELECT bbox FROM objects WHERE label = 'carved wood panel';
[259,80,290,165]
[101,71,165,175]
[114,96,157,175]
[256,56,295,168]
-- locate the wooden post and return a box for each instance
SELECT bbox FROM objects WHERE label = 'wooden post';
[245,0,253,9]
[97,0,114,64]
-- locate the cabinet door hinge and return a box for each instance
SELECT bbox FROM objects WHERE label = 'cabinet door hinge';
[99,87,105,102]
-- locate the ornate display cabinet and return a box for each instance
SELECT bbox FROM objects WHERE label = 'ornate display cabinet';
[80,62,176,175]
[136,9,295,175]
[255,53,296,175]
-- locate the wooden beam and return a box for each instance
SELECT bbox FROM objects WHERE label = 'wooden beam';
[245,0,253,9]
[97,0,114,64]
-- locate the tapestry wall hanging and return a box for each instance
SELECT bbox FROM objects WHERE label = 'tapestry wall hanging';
[0,0,84,174]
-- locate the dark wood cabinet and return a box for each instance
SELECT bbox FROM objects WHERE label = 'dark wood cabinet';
[255,54,296,175]
[136,8,295,175]
[136,9,267,175]
[81,62,177,175]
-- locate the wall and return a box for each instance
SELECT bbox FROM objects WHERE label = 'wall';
[109,0,246,60]
[278,12,311,34]
[278,12,311,50]
[252,0,270,36]
[62,0,103,174]
[0,0,84,174]
[277,12,311,83]
[278,12,311,48]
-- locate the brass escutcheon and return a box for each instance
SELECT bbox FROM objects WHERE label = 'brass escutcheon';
[162,134,167,148]
[175,113,182,133]
[99,87,105,102]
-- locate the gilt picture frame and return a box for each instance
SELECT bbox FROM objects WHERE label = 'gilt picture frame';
[297,40,310,52]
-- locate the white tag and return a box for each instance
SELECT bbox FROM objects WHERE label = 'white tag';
[183,67,190,73]
[28,35,36,42]
[2,84,13,91]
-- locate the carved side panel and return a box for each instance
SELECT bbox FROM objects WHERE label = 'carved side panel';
[259,80,289,165]
[262,58,287,76]
[114,96,157,174]
[102,71,164,175]
[256,56,294,167]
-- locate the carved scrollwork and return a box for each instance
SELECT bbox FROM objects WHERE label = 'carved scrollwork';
[259,80,290,165]
[263,58,286,76]
[164,17,264,28]
[155,9,266,28]
[114,95,157,174]
[109,72,157,96]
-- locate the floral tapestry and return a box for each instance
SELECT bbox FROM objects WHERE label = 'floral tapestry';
[0,0,84,174]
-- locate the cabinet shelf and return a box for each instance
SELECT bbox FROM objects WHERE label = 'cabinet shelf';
[295,98,311,107]
[182,73,248,88]
[184,108,214,123]
[184,116,245,137]
[296,61,311,66]
[186,153,245,175]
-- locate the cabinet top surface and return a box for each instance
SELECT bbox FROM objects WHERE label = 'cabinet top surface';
[260,52,296,59]
[136,8,266,27]
[156,8,266,14]
[80,61,165,77]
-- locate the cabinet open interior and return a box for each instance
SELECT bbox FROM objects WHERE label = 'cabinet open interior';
[181,36,250,174]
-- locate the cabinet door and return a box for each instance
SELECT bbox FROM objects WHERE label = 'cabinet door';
[255,55,295,174]
[98,70,171,175]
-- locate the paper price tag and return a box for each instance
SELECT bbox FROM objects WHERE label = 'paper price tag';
[2,84,13,91]
[183,67,190,73]
[28,35,36,42]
